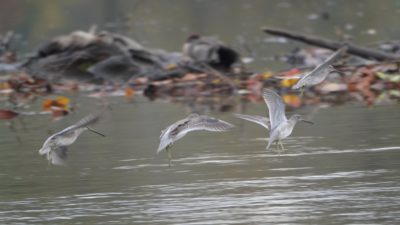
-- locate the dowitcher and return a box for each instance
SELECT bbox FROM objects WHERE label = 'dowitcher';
[38,112,104,165]
[292,46,348,91]
[235,89,312,151]
[158,113,234,165]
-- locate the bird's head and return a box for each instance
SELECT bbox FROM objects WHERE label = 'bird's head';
[327,65,343,75]
[290,114,313,124]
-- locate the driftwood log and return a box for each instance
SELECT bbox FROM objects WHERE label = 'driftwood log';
[262,27,400,62]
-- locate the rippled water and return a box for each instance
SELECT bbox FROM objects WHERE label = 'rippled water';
[1,96,400,224]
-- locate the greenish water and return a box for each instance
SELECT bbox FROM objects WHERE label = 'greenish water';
[1,96,400,224]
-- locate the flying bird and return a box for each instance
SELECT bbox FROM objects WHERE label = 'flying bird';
[236,89,313,151]
[158,113,234,165]
[292,46,348,90]
[38,112,105,165]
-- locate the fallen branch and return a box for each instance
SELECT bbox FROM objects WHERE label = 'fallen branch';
[262,27,400,62]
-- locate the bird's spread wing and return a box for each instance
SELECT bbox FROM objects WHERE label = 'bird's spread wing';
[157,114,234,153]
[262,89,287,130]
[58,111,102,135]
[185,115,235,133]
[234,113,269,130]
[49,146,68,166]
[316,46,348,70]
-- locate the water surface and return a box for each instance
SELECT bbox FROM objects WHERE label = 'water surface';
[1,97,400,224]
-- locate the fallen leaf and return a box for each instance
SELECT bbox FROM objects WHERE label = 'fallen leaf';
[280,78,299,88]
[125,87,134,101]
[376,72,400,82]
[0,109,19,120]
[283,94,302,108]
[42,96,71,111]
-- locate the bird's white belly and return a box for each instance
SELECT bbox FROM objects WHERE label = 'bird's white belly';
[277,122,294,140]
[309,72,327,86]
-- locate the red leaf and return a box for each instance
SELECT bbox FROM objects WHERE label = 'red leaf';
[0,109,19,120]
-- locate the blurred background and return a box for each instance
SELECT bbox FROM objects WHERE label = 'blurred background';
[2,0,400,70]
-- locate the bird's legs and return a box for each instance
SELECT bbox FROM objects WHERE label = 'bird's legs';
[275,140,286,154]
[275,141,280,152]
[47,151,51,166]
[275,141,282,154]
[279,140,286,151]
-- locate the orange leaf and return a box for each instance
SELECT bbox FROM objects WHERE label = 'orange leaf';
[125,87,134,101]
[55,96,70,107]
[42,99,54,111]
[42,96,71,111]
[284,68,301,76]
[281,78,299,88]
[283,94,301,108]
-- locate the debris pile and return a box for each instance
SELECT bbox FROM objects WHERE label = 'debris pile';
[0,27,399,122]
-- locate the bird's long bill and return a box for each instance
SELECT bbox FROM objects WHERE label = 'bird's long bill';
[300,119,314,125]
[334,69,345,75]
[86,126,106,137]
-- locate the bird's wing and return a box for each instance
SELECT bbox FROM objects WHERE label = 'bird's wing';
[50,146,68,166]
[306,46,348,76]
[39,133,57,155]
[185,115,235,133]
[317,46,348,69]
[157,137,172,154]
[234,113,269,130]
[275,74,306,80]
[157,114,234,153]
[262,89,287,130]
[58,111,102,135]
[157,118,188,153]
[160,117,189,139]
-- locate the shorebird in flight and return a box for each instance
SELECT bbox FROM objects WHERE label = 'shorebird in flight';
[235,89,313,151]
[158,113,234,166]
[285,46,348,95]
[39,112,105,165]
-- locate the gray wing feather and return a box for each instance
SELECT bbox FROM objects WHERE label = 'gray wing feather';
[315,46,348,70]
[157,117,189,153]
[262,89,286,130]
[50,146,68,165]
[234,113,269,130]
[59,112,101,135]
[186,116,235,132]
